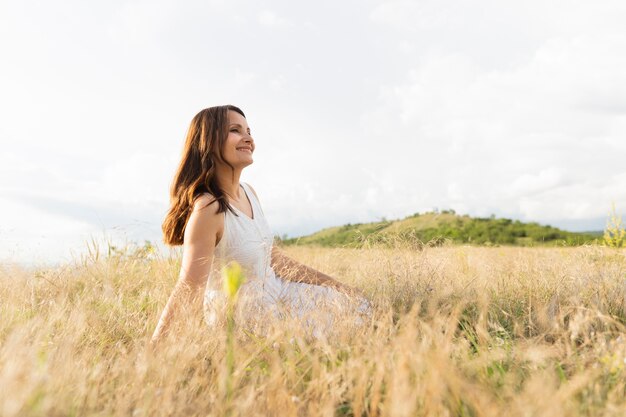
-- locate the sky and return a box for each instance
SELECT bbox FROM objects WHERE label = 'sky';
[1,0,625,265]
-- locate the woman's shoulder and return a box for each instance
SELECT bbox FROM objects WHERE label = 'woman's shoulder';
[184,193,224,245]
[193,193,220,212]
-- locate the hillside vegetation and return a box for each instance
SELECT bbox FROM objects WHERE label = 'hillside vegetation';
[283,210,599,247]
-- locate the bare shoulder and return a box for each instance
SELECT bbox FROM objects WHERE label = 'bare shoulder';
[184,193,224,246]
[193,193,220,213]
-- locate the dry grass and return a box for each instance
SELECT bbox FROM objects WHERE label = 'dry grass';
[1,243,626,416]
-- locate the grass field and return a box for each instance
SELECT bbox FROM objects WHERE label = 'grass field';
[2,243,626,416]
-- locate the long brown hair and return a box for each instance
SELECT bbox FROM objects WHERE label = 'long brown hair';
[162,105,245,246]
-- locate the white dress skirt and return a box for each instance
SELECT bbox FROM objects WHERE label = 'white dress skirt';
[203,182,372,339]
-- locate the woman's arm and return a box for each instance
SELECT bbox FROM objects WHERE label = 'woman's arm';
[271,246,363,297]
[150,195,222,348]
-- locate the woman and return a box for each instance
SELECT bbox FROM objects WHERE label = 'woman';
[150,105,371,345]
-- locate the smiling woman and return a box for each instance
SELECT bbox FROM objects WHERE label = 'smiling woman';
[150,105,372,346]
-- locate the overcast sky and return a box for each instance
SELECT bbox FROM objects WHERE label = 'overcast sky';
[1,0,625,265]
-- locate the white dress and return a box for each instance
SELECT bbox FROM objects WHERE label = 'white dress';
[203,182,372,339]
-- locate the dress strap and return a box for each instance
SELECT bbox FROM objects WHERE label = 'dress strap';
[241,182,262,218]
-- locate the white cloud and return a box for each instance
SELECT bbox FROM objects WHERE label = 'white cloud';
[2,0,626,263]
[257,10,290,27]
[509,169,568,198]
[358,23,626,226]
[107,0,176,45]
[369,0,455,32]
[0,197,95,266]
[100,153,175,204]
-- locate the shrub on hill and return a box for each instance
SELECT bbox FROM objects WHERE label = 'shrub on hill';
[282,213,598,248]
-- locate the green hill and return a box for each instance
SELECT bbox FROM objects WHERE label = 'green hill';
[281,210,599,247]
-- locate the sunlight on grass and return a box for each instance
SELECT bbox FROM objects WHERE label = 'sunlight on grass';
[604,203,626,248]
[1,241,626,416]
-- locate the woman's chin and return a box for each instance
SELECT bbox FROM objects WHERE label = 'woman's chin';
[226,158,254,169]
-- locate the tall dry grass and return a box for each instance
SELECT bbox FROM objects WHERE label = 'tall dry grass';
[1,242,626,416]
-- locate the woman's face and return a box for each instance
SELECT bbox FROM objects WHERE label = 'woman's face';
[222,110,255,168]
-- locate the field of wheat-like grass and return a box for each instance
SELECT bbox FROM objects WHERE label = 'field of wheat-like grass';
[1,244,626,416]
